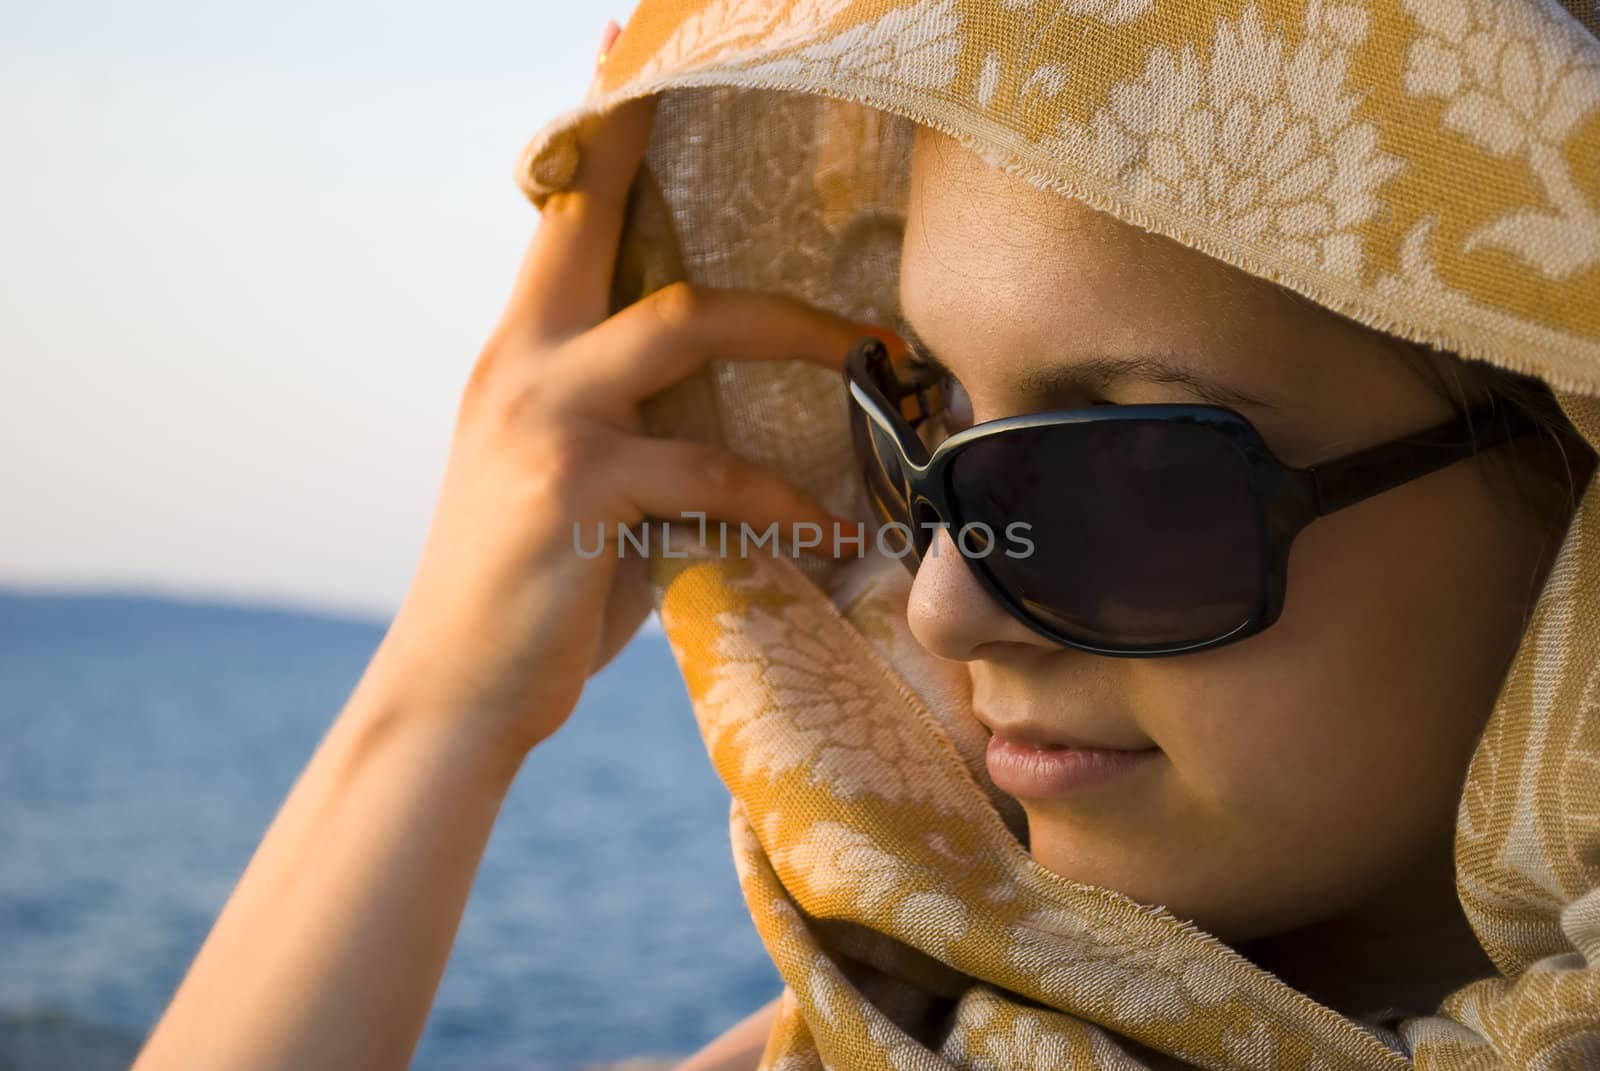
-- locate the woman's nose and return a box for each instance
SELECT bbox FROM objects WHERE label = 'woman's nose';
[905,526,1059,660]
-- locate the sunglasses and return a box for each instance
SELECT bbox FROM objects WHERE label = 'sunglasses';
[843,335,1540,657]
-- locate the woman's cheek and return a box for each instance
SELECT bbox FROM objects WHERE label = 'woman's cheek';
[1154,660,1410,834]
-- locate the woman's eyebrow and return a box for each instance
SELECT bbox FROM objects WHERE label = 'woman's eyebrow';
[891,311,1278,412]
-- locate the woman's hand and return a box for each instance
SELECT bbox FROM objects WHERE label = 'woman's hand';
[130,27,901,1071]
[362,83,891,761]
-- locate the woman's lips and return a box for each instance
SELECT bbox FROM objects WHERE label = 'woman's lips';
[984,733,1162,798]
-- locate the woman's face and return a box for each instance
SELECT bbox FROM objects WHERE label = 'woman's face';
[898,128,1559,952]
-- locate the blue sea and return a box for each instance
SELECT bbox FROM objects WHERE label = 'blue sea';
[0,588,781,1070]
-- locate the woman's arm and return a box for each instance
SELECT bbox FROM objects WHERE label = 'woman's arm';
[674,995,782,1071]
[130,658,524,1071]
[131,18,885,1068]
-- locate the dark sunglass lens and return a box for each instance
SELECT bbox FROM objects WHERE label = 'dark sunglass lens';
[948,419,1262,648]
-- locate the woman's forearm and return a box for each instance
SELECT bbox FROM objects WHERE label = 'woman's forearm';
[131,654,527,1071]
[674,994,781,1071]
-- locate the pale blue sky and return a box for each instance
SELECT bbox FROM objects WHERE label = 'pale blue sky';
[2,1,641,621]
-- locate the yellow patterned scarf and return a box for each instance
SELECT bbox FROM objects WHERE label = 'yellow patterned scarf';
[516,2,1600,1066]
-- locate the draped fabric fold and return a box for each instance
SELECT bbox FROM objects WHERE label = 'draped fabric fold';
[514,2,1600,1066]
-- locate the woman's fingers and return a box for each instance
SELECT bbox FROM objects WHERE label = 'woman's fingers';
[499,93,660,343]
[561,283,895,418]
[610,435,850,556]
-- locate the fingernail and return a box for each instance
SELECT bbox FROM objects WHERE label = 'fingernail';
[595,17,621,71]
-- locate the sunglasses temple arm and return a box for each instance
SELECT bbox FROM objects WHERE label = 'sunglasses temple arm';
[1305,405,1535,516]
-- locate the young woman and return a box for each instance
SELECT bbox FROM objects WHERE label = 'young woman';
[134,4,1600,1069]
[900,113,1594,1005]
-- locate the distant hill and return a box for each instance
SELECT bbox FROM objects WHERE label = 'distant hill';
[0,586,663,646]
[0,584,388,626]
[0,587,389,652]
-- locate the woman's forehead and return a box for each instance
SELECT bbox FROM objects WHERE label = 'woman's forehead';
[898,126,1451,451]
[905,125,1267,312]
